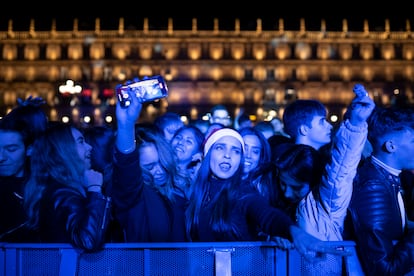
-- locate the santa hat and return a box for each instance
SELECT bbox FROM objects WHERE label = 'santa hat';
[204,128,245,155]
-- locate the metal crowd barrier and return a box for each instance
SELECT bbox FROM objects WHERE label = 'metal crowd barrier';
[0,241,364,276]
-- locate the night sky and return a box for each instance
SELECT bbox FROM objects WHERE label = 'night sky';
[2,1,413,32]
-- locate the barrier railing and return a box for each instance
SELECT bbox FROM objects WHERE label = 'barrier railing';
[1,241,364,276]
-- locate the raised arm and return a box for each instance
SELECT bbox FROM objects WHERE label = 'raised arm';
[115,83,143,154]
[297,84,375,241]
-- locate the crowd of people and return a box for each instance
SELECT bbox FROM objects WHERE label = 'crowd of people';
[1,83,414,275]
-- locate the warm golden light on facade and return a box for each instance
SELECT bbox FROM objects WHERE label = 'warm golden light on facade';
[275,67,288,81]
[2,44,17,60]
[163,44,179,60]
[68,44,82,60]
[188,43,201,60]
[90,43,104,59]
[339,44,353,60]
[231,44,244,60]
[253,66,266,81]
[46,44,61,60]
[317,44,333,60]
[139,44,152,60]
[113,44,130,60]
[211,67,222,81]
[381,44,395,60]
[0,16,413,124]
[189,66,200,80]
[24,44,39,60]
[233,66,245,81]
[360,44,373,60]
[210,44,223,60]
[253,44,266,60]
[274,42,291,60]
[403,44,414,60]
[295,42,311,60]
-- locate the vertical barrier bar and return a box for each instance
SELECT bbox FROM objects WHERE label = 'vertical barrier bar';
[288,249,302,275]
[214,249,233,276]
[144,248,150,275]
[4,248,17,276]
[275,248,288,276]
[59,248,78,276]
[344,246,365,276]
[0,245,4,276]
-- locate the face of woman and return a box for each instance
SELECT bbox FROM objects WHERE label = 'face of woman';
[171,128,199,163]
[242,134,261,174]
[71,127,92,170]
[278,170,310,204]
[209,136,242,179]
[139,143,168,186]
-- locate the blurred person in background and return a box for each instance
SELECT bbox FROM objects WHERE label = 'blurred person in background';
[234,108,253,130]
[270,117,289,138]
[0,96,47,242]
[154,112,184,142]
[254,121,275,140]
[209,104,232,127]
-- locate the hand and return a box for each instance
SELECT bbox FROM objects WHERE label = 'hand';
[84,169,103,192]
[289,225,351,262]
[17,95,46,107]
[115,80,143,127]
[269,236,295,250]
[347,84,376,127]
[115,79,144,153]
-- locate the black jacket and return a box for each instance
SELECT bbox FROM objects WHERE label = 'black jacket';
[39,180,111,252]
[347,157,414,275]
[0,176,39,242]
[111,148,188,242]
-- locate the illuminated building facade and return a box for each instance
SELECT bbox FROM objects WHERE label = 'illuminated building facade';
[0,17,413,126]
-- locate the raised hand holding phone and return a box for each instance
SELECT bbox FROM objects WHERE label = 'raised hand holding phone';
[116,75,169,107]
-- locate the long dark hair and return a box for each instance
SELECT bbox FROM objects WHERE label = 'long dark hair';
[24,123,86,229]
[239,127,277,205]
[185,145,245,240]
[135,125,178,202]
[272,144,324,218]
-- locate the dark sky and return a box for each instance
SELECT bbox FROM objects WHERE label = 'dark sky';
[2,1,413,32]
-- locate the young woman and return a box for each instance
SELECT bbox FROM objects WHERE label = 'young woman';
[111,89,188,242]
[24,123,112,252]
[185,127,349,261]
[170,125,204,199]
[239,127,277,207]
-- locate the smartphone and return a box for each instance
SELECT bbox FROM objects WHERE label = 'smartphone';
[116,75,168,107]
